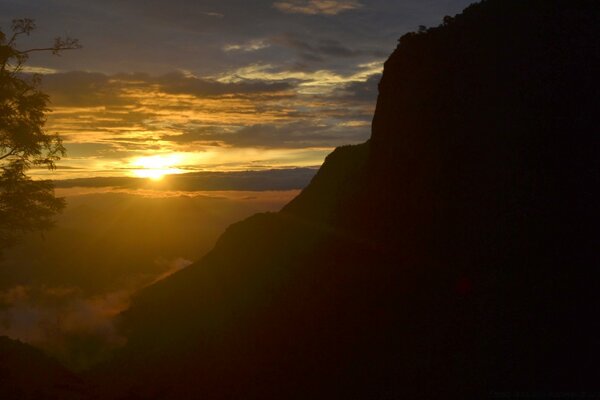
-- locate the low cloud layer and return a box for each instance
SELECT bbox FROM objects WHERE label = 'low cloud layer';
[54,168,318,191]
[0,257,191,370]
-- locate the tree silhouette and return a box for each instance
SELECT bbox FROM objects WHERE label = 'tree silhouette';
[0,19,80,255]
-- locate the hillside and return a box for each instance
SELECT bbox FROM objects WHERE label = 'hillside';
[89,0,600,398]
[0,336,89,399]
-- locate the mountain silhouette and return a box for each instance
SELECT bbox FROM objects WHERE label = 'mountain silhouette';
[7,0,599,398]
[0,336,89,399]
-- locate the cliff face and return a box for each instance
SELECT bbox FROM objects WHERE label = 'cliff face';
[92,1,600,398]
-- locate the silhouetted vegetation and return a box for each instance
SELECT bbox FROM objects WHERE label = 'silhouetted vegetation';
[0,336,88,399]
[0,19,80,254]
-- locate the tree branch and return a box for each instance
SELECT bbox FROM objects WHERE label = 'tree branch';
[0,148,18,161]
[18,46,80,55]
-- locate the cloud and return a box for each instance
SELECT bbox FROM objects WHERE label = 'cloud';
[61,142,119,157]
[29,62,379,179]
[334,73,381,102]
[41,71,126,107]
[0,255,195,370]
[41,71,292,106]
[169,122,370,148]
[155,72,292,96]
[19,65,60,74]
[0,285,128,370]
[272,33,315,52]
[273,0,362,15]
[316,38,365,57]
[213,59,383,95]
[223,39,271,52]
[271,34,389,63]
[54,168,318,191]
[1,0,473,78]
[316,39,387,58]
[201,11,225,18]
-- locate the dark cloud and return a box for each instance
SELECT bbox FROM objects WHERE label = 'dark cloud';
[62,143,118,157]
[272,33,315,52]
[271,33,387,63]
[317,39,388,58]
[317,38,364,57]
[41,71,126,107]
[40,71,292,108]
[299,53,326,63]
[165,121,370,148]
[156,72,293,96]
[0,0,473,75]
[54,168,318,191]
[335,73,382,102]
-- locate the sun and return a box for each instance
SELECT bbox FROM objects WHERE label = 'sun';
[131,154,184,180]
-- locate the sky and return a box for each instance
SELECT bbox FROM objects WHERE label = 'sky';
[1,0,473,180]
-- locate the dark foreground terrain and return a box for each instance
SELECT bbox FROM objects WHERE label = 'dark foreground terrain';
[2,0,599,398]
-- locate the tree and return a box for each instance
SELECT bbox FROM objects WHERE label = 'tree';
[0,19,80,254]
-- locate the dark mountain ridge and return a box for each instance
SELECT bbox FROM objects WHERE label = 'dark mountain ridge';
[0,336,88,399]
[36,0,600,398]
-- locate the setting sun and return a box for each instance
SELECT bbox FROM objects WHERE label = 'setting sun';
[131,154,184,180]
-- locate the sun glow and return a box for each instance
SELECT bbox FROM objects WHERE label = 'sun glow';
[131,154,184,180]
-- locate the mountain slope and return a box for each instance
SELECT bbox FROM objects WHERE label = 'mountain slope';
[0,336,89,400]
[91,1,600,398]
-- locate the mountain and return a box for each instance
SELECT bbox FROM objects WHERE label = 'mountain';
[0,336,89,399]
[88,0,600,398]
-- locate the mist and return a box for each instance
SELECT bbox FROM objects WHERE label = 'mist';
[0,189,297,369]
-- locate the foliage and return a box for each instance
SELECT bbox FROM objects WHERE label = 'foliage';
[0,19,80,254]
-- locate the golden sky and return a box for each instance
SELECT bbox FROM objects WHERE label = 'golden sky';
[3,0,472,181]
[35,66,379,180]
